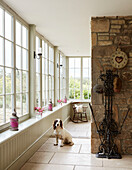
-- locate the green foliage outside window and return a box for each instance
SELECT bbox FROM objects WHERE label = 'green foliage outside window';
[69,76,91,99]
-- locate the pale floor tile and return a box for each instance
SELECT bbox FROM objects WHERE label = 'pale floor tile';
[38,143,81,153]
[80,144,91,153]
[73,138,91,145]
[103,155,132,169]
[69,131,88,138]
[21,163,74,170]
[65,121,91,138]
[28,152,54,163]
[50,153,102,166]
[75,166,131,170]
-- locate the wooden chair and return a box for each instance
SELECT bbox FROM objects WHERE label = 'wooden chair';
[71,104,88,123]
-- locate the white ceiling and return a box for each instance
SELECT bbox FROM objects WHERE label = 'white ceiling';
[3,0,132,56]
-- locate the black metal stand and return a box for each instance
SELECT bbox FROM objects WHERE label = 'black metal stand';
[90,70,130,159]
[93,70,118,159]
[97,70,122,159]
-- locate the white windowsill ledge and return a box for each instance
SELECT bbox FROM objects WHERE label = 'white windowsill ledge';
[0,101,71,144]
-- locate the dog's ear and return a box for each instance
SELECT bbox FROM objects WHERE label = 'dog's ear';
[53,120,56,130]
[60,120,63,129]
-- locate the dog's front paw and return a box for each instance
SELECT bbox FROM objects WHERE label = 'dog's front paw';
[69,142,74,146]
[54,144,58,146]
[60,144,64,147]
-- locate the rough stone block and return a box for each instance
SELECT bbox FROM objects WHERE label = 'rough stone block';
[92,46,116,57]
[98,40,113,46]
[111,20,125,25]
[91,19,110,33]
[114,36,130,45]
[110,29,120,33]
[111,25,121,29]
[98,36,109,41]
[113,105,119,123]
[127,97,132,104]
[92,33,97,47]
[91,138,100,154]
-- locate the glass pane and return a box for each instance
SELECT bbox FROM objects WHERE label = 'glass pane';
[69,88,74,99]
[16,94,21,116]
[49,90,51,100]
[52,76,54,90]
[23,93,27,114]
[42,75,45,103]
[36,73,40,91]
[0,38,4,66]
[75,78,80,90]
[42,40,45,57]
[83,69,88,78]
[42,57,44,74]
[46,75,48,101]
[5,11,13,41]
[75,58,81,68]
[83,58,88,68]
[5,68,12,94]
[16,21,21,46]
[49,76,51,91]
[36,59,40,73]
[36,92,40,107]
[0,96,3,125]
[22,26,28,49]
[45,58,47,74]
[6,95,12,123]
[22,49,28,70]
[0,67,3,94]
[45,43,48,59]
[75,69,80,78]
[23,71,28,92]
[69,58,74,68]
[16,70,21,93]
[16,45,21,69]
[75,89,80,99]
[69,78,74,91]
[5,40,13,67]
[60,55,62,65]
[69,69,74,78]
[0,8,4,36]
[0,37,4,66]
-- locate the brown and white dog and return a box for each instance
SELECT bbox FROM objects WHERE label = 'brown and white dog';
[53,119,74,147]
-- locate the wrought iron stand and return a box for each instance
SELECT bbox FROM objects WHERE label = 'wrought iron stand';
[91,70,130,159]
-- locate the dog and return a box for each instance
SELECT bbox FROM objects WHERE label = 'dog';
[53,119,74,147]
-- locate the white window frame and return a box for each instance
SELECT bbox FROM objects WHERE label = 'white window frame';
[0,4,29,131]
[68,57,91,100]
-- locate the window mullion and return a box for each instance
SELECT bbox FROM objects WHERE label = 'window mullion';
[13,15,16,111]
[80,57,83,100]
[3,9,6,123]
[47,44,49,102]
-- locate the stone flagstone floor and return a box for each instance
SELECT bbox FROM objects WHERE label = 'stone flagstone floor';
[21,121,132,170]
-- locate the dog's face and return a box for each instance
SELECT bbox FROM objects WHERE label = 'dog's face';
[53,119,63,130]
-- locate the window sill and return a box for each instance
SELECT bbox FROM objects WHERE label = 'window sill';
[0,101,71,144]
[69,99,91,103]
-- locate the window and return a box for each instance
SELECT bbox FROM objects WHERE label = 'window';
[0,9,14,125]
[42,40,54,107]
[60,54,66,99]
[69,57,91,100]
[49,46,54,103]
[35,36,41,106]
[0,6,29,128]
[16,20,29,117]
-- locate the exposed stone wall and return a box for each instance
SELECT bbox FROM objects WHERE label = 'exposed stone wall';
[91,16,132,154]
